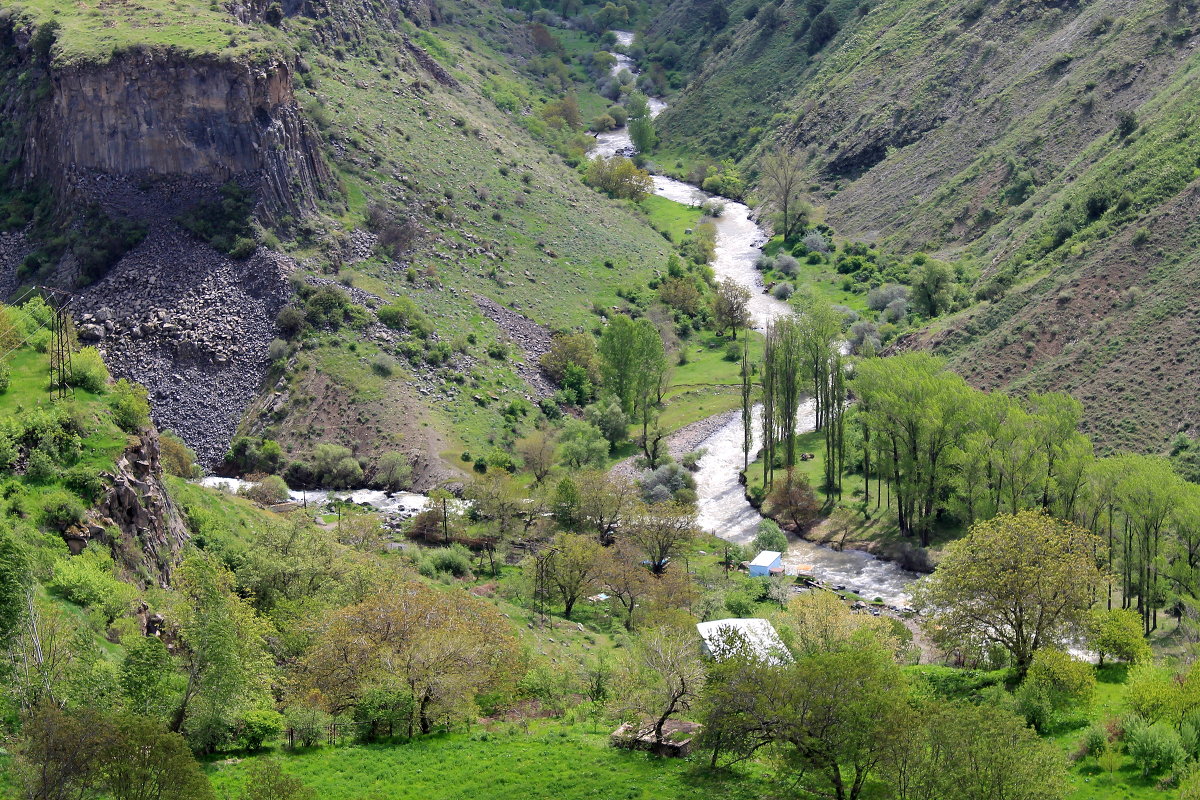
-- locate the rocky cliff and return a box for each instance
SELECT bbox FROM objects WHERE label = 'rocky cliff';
[18,47,333,224]
[64,428,191,588]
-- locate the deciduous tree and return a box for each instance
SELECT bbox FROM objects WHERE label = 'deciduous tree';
[914,510,1105,674]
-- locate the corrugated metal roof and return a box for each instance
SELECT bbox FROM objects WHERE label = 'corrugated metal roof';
[750,550,782,566]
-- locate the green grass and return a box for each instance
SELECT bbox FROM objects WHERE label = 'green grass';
[1053,665,1162,800]
[638,195,704,244]
[206,722,775,800]
[6,0,285,65]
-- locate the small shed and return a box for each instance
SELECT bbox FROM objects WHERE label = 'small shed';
[749,550,783,576]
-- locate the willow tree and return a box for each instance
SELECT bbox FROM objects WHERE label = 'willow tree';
[741,337,753,471]
[762,316,805,472]
[853,353,974,546]
[598,314,666,461]
[794,297,843,433]
[759,145,809,240]
[1117,455,1182,635]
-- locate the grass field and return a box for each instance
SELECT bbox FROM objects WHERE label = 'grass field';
[205,722,775,800]
[5,0,284,65]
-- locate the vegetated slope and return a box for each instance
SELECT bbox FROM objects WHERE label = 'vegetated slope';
[0,0,674,479]
[652,0,1200,452]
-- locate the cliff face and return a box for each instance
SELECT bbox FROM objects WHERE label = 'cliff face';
[64,428,190,588]
[19,48,332,223]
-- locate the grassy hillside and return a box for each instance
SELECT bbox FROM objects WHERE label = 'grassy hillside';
[648,0,1200,452]
[2,0,694,475]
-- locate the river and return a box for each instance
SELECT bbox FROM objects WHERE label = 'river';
[200,36,918,605]
[599,33,918,605]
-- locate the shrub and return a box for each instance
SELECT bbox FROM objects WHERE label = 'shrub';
[753,519,788,553]
[304,285,350,329]
[1126,720,1186,777]
[640,461,695,503]
[377,297,432,337]
[49,548,136,624]
[284,702,332,748]
[70,347,110,393]
[1126,664,1179,723]
[40,489,85,530]
[583,396,628,449]
[1116,111,1138,139]
[0,361,9,394]
[373,452,412,492]
[276,306,307,339]
[268,338,289,363]
[371,355,396,377]
[1080,725,1110,758]
[242,475,290,505]
[773,253,799,275]
[238,709,285,751]
[25,447,57,482]
[176,182,256,257]
[109,379,150,432]
[725,592,757,617]
[867,284,908,312]
[62,465,106,503]
[354,685,415,741]
[804,231,830,253]
[680,449,707,471]
[772,282,795,300]
[421,544,473,578]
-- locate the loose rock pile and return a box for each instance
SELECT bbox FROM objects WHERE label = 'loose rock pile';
[76,221,292,466]
[472,293,555,398]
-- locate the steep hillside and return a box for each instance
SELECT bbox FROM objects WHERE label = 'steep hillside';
[0,0,675,482]
[651,0,1200,451]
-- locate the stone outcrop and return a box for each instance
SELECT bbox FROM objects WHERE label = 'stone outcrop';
[18,46,332,224]
[64,428,190,587]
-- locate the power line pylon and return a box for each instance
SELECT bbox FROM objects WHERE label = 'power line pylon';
[44,288,75,401]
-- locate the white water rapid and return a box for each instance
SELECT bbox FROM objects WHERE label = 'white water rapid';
[599,33,918,605]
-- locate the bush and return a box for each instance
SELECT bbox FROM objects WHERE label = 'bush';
[276,306,307,339]
[176,182,256,257]
[640,461,695,503]
[284,702,332,748]
[0,361,9,394]
[867,284,908,312]
[753,519,788,553]
[62,465,106,503]
[268,338,289,363]
[773,253,799,275]
[373,452,412,492]
[680,449,707,471]
[238,709,285,751]
[377,297,432,337]
[725,592,757,617]
[1080,725,1110,759]
[371,355,396,377]
[242,475,290,505]
[1126,720,1186,777]
[109,379,150,432]
[40,489,86,530]
[70,347,111,393]
[420,544,473,578]
[50,548,136,623]
[1126,664,1180,723]
[354,685,415,741]
[25,447,57,482]
[159,431,199,478]
[772,282,795,300]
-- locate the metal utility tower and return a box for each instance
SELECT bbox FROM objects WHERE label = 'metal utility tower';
[44,288,75,401]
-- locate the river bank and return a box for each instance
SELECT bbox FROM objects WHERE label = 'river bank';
[595,30,918,605]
